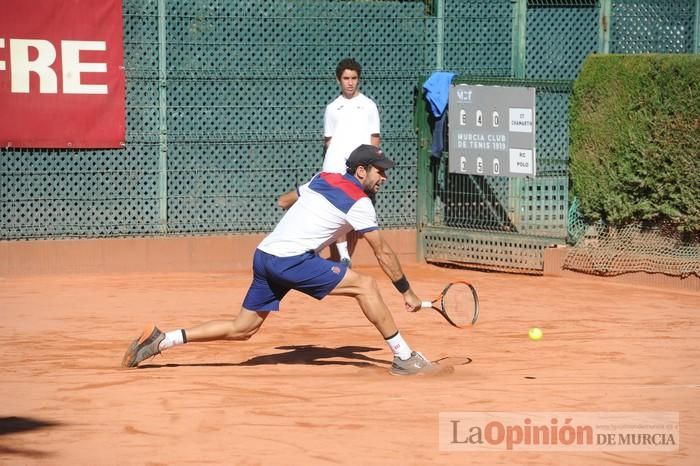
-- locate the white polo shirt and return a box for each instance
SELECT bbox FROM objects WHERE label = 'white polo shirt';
[323,93,380,173]
[258,173,378,257]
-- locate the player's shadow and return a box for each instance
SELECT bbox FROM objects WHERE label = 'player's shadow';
[239,345,389,368]
[0,416,61,459]
[0,416,61,436]
[140,344,390,369]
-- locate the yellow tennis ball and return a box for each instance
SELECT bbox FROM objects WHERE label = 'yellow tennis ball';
[528,327,543,341]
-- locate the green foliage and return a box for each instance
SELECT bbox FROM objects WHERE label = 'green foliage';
[570,54,700,234]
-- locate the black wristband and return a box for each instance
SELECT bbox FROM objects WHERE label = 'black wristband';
[392,275,410,294]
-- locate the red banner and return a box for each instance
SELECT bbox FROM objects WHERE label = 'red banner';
[0,0,125,148]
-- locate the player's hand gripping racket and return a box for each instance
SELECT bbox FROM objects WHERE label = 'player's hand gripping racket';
[421,281,479,328]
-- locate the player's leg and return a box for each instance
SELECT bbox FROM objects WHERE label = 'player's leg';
[122,250,283,368]
[328,268,398,338]
[121,309,269,368]
[181,308,269,342]
[329,268,445,375]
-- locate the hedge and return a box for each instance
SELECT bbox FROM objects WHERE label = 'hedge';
[569,54,700,235]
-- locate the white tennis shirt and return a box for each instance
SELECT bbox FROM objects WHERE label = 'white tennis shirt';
[258,173,379,257]
[322,93,380,173]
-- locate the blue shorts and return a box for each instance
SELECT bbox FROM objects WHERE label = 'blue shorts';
[242,249,348,312]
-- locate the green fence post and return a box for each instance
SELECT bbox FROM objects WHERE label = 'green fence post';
[508,0,527,230]
[415,79,433,262]
[157,0,168,234]
[598,0,612,54]
[435,0,445,70]
[695,0,700,53]
[511,0,527,79]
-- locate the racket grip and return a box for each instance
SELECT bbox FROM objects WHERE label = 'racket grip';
[421,301,433,308]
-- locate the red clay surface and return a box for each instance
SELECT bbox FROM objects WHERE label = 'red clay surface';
[1,263,698,465]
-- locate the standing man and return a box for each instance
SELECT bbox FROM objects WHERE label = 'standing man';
[278,58,381,267]
[322,58,381,173]
[123,145,445,376]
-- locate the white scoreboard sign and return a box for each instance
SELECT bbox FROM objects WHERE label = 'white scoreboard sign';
[448,85,536,177]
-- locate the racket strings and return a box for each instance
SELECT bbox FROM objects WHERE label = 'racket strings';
[442,283,475,327]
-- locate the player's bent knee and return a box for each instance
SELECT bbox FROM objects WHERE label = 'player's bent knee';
[237,327,259,341]
[332,270,380,298]
[230,309,268,340]
[355,274,379,297]
[229,323,261,341]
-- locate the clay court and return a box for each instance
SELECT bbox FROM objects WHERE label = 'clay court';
[1,261,698,465]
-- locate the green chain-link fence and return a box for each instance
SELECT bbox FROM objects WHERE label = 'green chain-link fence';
[2,0,698,275]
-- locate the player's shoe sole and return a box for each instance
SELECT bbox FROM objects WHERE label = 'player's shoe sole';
[121,324,165,368]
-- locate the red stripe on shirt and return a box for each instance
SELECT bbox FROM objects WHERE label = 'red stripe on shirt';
[319,172,366,201]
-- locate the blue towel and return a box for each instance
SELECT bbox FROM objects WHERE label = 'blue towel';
[423,71,457,118]
[424,71,456,158]
[431,112,447,159]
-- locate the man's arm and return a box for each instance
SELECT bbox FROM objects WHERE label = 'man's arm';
[370,134,380,147]
[277,189,299,210]
[362,229,421,311]
[362,229,403,281]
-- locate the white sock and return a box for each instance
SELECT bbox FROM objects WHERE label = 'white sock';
[385,331,413,360]
[336,241,350,260]
[159,329,187,351]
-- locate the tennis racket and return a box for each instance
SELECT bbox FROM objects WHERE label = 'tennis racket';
[421,281,479,328]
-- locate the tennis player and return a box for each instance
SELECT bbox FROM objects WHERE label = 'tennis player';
[122,145,442,376]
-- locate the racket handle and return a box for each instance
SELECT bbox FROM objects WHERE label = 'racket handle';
[421,301,433,308]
